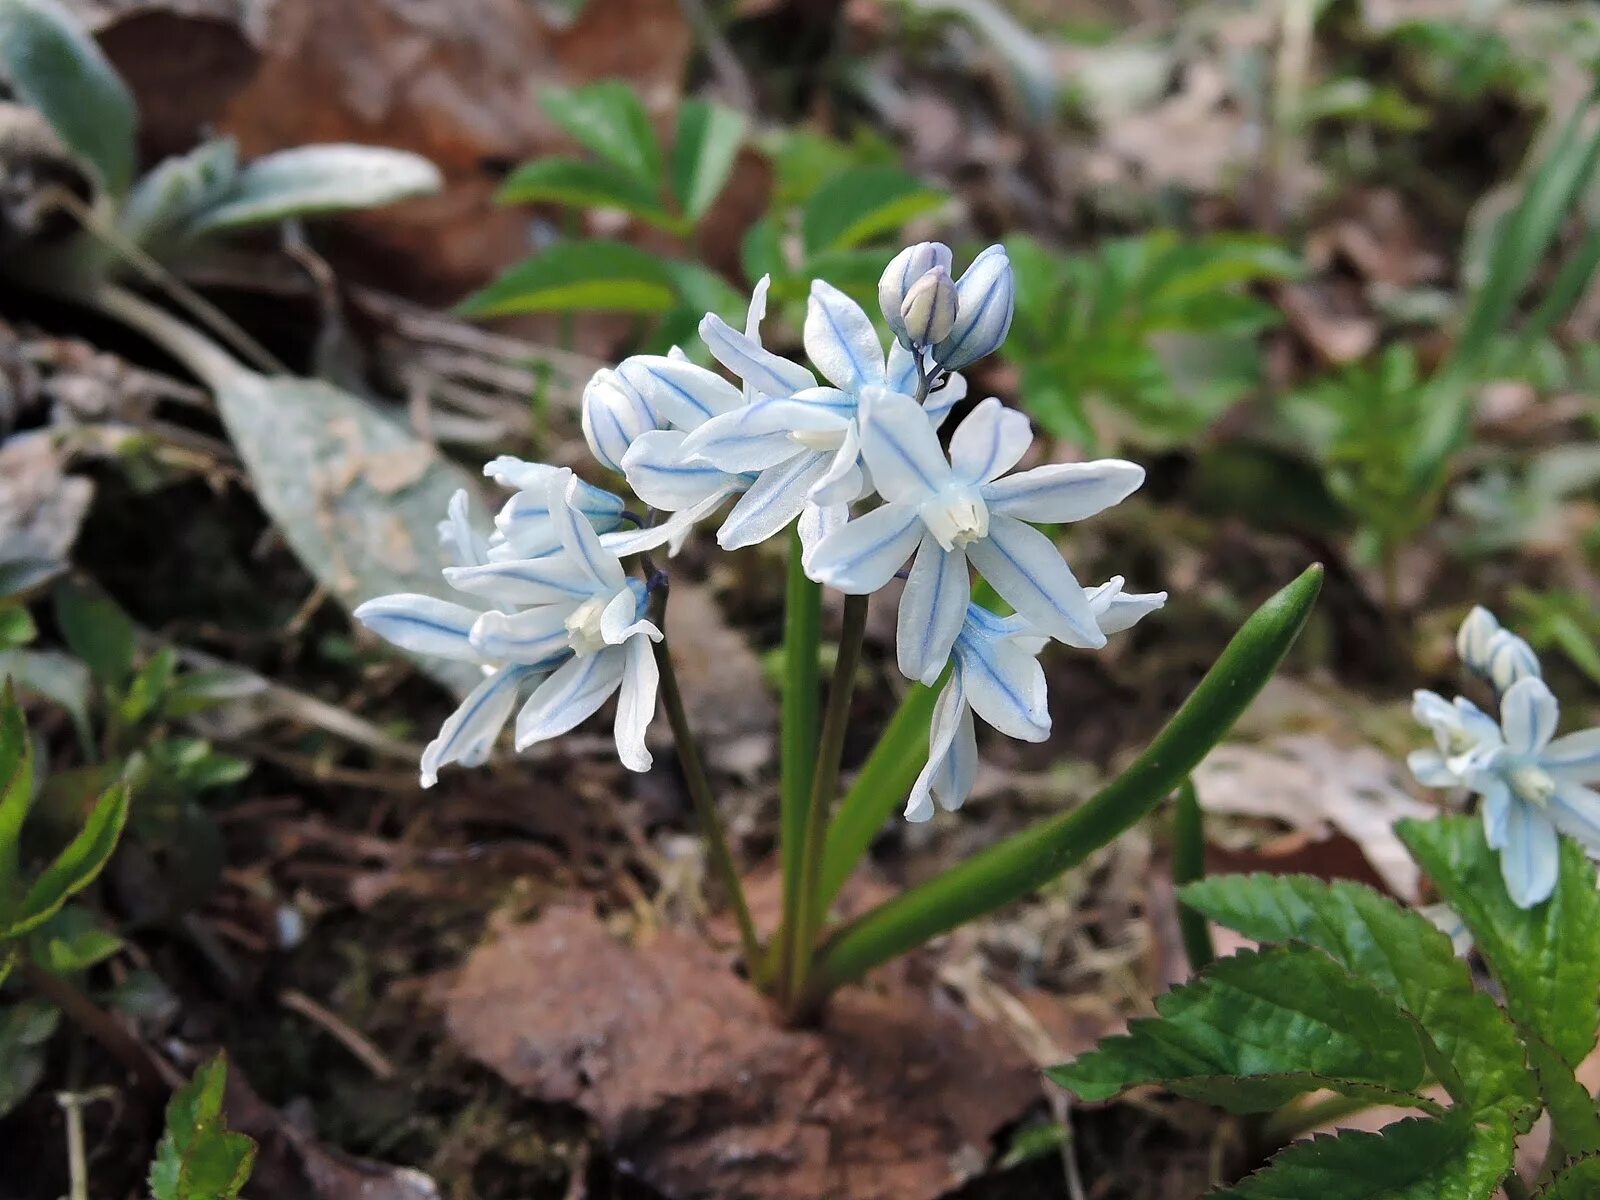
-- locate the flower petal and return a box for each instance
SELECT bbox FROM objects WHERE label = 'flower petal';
[1456,606,1501,674]
[807,420,865,508]
[1548,782,1600,852]
[857,386,952,504]
[551,473,627,592]
[981,459,1145,523]
[622,429,747,510]
[1501,676,1559,756]
[582,366,660,472]
[804,280,887,392]
[716,451,832,550]
[798,502,847,573]
[420,665,528,787]
[956,626,1049,741]
[949,398,1033,485]
[1408,749,1459,788]
[744,274,772,338]
[806,502,923,593]
[445,555,596,605]
[515,649,627,750]
[905,672,968,822]
[600,584,661,646]
[1478,773,1512,848]
[469,605,575,666]
[355,594,483,661]
[933,244,1014,371]
[966,515,1105,648]
[1499,799,1560,909]
[483,456,559,491]
[614,635,660,771]
[699,312,816,399]
[879,242,954,345]
[440,489,489,568]
[1086,577,1167,636]
[625,354,745,430]
[897,537,970,685]
[1487,630,1542,693]
[1542,727,1600,784]
[933,698,978,813]
[681,396,848,473]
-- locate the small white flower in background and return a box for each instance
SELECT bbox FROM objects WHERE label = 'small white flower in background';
[498,472,664,772]
[807,389,1146,683]
[356,490,557,787]
[906,579,1165,821]
[1412,605,1600,907]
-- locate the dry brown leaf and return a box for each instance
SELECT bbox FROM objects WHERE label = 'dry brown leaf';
[444,906,1041,1200]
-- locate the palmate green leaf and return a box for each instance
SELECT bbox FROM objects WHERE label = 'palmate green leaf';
[497,157,675,227]
[800,166,947,255]
[1398,816,1600,1069]
[4,782,128,940]
[1181,874,1540,1131]
[1048,946,1431,1112]
[457,240,679,317]
[0,0,137,195]
[149,1054,256,1200]
[1541,1155,1600,1199]
[1215,1114,1511,1200]
[53,579,136,689]
[185,144,442,235]
[542,81,663,187]
[671,100,746,222]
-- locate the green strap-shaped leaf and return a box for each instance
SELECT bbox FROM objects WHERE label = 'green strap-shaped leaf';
[671,100,746,222]
[807,566,1322,995]
[1181,873,1540,1131]
[185,144,442,235]
[118,138,240,254]
[149,1054,256,1200]
[1214,1114,1511,1199]
[1540,1155,1600,1199]
[1049,946,1431,1112]
[458,240,680,317]
[1398,817,1600,1069]
[542,81,663,187]
[496,157,674,227]
[801,166,948,255]
[0,0,136,195]
[4,782,127,939]
[53,579,136,690]
[0,683,34,910]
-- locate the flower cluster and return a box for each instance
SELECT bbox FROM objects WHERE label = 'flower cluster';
[1410,606,1600,906]
[357,243,1163,817]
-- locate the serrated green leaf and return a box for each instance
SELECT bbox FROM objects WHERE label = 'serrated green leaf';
[186,145,441,235]
[800,166,947,255]
[1048,946,1430,1112]
[1181,874,1540,1131]
[1540,1155,1600,1199]
[150,1054,256,1200]
[0,605,36,652]
[671,99,745,222]
[1398,817,1600,1069]
[0,684,34,913]
[54,580,136,689]
[542,81,663,187]
[1215,1114,1511,1199]
[0,0,137,194]
[5,783,127,939]
[458,240,679,317]
[1521,1031,1600,1155]
[497,157,675,226]
[27,903,123,972]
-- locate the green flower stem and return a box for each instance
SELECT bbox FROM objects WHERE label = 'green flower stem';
[784,592,870,1014]
[1172,778,1215,973]
[801,565,1323,1004]
[652,598,762,973]
[772,527,822,993]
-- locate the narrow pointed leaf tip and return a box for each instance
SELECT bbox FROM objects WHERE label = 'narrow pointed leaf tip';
[808,564,1323,993]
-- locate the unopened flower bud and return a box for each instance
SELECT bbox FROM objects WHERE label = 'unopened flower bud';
[879,241,954,346]
[581,361,661,474]
[932,244,1015,371]
[1487,630,1540,693]
[1456,606,1501,675]
[899,265,958,348]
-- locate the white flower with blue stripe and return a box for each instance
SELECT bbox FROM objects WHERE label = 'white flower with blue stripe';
[907,579,1165,821]
[1455,605,1541,695]
[806,389,1146,684]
